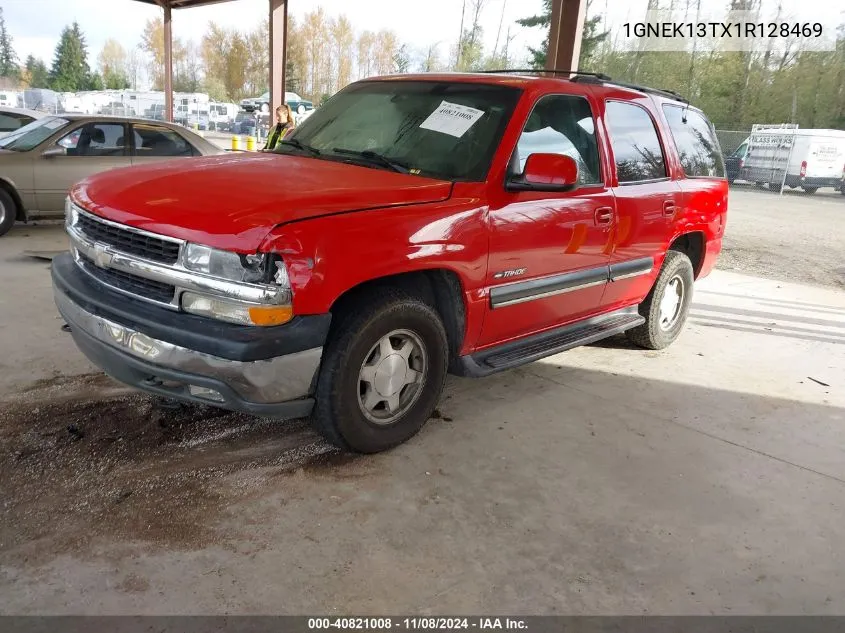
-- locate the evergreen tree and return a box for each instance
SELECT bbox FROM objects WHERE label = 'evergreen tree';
[25,55,49,88]
[49,22,91,91]
[284,58,300,94]
[0,7,18,79]
[88,71,104,91]
[517,0,608,70]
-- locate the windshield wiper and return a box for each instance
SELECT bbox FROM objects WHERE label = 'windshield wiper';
[277,138,321,156]
[331,147,410,174]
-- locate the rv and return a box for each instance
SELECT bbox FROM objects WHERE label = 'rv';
[0,91,20,108]
[208,102,237,131]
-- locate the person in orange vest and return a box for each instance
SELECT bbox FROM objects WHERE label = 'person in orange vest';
[263,103,294,151]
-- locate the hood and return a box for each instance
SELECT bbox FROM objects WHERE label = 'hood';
[73,153,453,252]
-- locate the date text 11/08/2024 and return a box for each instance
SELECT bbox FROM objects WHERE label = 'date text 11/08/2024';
[307,617,528,630]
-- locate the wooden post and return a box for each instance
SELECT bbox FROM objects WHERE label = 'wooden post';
[163,2,173,122]
[546,0,588,72]
[269,0,287,124]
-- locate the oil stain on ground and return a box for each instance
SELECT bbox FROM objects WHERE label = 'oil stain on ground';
[0,373,336,565]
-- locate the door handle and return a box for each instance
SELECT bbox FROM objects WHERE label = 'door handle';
[594,207,614,226]
[663,200,676,216]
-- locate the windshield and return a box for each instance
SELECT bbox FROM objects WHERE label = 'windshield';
[276,80,521,181]
[0,116,69,151]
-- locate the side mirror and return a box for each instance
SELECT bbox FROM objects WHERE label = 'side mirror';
[42,147,67,158]
[507,153,578,192]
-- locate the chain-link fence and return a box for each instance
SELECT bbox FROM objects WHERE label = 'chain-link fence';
[716,129,751,156]
[717,124,845,195]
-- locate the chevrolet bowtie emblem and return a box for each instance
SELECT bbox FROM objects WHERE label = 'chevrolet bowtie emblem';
[93,243,112,269]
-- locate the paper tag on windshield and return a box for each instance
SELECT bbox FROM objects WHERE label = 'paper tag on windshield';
[419,101,485,138]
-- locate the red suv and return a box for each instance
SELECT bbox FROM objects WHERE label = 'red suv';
[52,72,727,453]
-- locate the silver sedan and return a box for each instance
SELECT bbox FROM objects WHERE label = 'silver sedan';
[0,114,223,236]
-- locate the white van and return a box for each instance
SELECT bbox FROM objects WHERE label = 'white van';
[731,127,845,193]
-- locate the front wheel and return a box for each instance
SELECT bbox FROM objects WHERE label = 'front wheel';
[312,290,449,453]
[625,250,695,350]
[297,104,307,115]
[0,188,18,237]
[260,102,270,113]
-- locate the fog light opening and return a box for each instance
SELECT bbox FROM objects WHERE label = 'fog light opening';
[189,385,225,403]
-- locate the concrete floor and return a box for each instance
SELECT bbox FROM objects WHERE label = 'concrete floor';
[1,210,844,614]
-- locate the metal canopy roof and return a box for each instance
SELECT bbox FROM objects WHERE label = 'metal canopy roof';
[131,0,237,9]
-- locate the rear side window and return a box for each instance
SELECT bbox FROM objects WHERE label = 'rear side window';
[662,105,725,178]
[0,113,30,132]
[605,101,667,182]
[133,123,194,157]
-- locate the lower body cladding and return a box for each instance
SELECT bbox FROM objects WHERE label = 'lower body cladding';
[51,253,331,418]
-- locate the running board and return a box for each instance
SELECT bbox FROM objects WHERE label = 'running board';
[454,307,644,377]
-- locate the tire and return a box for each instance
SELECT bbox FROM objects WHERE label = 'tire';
[754,181,766,188]
[625,250,695,351]
[312,289,449,453]
[297,104,306,115]
[840,184,845,196]
[260,102,269,113]
[0,188,18,237]
[769,181,784,193]
[802,186,818,194]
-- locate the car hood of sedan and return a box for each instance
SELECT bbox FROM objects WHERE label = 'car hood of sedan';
[72,153,454,252]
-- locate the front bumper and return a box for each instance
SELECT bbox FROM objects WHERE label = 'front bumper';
[52,253,330,418]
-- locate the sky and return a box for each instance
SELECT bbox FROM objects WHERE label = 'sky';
[3,0,548,70]
[3,0,843,75]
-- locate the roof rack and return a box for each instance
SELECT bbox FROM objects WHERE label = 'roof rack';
[480,69,613,81]
[480,68,689,104]
[570,74,688,104]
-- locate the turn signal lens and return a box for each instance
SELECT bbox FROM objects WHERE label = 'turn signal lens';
[248,305,294,326]
[181,292,293,326]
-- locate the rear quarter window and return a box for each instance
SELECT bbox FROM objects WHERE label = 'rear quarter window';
[604,100,667,183]
[662,105,725,178]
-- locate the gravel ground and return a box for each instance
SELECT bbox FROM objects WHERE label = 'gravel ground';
[718,185,845,289]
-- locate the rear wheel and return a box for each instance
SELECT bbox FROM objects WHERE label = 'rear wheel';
[625,250,694,350]
[0,188,18,237]
[312,289,448,453]
[297,104,307,115]
[802,186,818,194]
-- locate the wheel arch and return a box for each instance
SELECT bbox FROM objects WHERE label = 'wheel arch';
[668,231,705,278]
[327,268,467,370]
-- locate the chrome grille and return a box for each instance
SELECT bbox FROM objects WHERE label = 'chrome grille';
[76,212,181,264]
[78,253,176,304]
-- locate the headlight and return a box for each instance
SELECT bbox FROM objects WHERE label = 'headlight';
[183,243,270,283]
[180,243,294,326]
[65,198,77,228]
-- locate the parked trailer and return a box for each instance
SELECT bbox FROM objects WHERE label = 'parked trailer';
[728,125,845,193]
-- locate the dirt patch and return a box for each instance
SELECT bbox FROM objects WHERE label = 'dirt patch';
[718,188,845,290]
[0,374,335,565]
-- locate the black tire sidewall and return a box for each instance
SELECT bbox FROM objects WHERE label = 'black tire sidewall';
[317,299,448,453]
[0,189,17,237]
[646,252,694,347]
